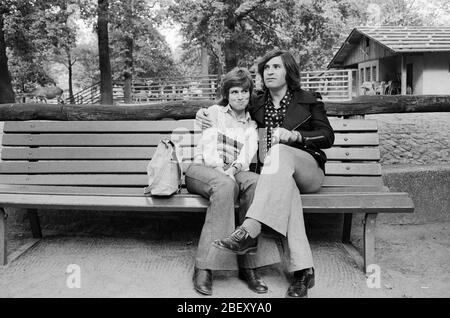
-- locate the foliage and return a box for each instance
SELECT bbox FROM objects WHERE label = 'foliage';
[281,0,365,70]
[108,0,180,80]
[3,1,55,92]
[168,0,285,72]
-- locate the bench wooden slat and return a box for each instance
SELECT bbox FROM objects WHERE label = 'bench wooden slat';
[3,120,199,133]
[329,119,377,131]
[325,163,381,176]
[2,133,379,147]
[0,184,388,196]
[1,146,381,161]
[2,147,161,160]
[2,146,381,161]
[323,148,380,161]
[0,192,414,213]
[0,174,383,187]
[0,161,382,176]
[3,119,377,133]
[2,134,201,147]
[333,133,379,146]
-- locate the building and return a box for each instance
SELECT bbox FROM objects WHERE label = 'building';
[328,26,450,96]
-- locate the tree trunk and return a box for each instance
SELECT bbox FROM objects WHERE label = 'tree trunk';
[2,95,450,121]
[123,37,133,104]
[97,0,113,105]
[223,11,238,72]
[224,36,238,72]
[200,45,209,75]
[0,14,15,103]
[67,50,75,104]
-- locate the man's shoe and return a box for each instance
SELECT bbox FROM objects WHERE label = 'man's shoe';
[239,268,268,294]
[193,267,212,295]
[212,226,257,255]
[286,268,315,298]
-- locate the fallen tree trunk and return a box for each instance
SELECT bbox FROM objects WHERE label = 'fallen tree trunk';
[0,95,450,121]
[325,95,450,115]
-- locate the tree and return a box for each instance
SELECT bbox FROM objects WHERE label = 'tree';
[2,0,58,96]
[108,0,179,103]
[281,0,364,70]
[97,0,113,105]
[0,8,15,103]
[169,0,285,73]
[44,0,79,104]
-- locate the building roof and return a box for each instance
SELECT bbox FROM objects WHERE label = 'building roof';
[328,26,450,68]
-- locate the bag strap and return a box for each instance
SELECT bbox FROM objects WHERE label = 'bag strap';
[163,139,183,193]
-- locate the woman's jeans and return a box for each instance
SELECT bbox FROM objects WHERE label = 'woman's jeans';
[185,163,280,270]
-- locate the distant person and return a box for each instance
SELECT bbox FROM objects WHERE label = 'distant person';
[187,67,277,296]
[197,49,335,297]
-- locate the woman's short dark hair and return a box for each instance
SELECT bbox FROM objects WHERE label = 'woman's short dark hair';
[220,67,254,104]
[257,49,301,91]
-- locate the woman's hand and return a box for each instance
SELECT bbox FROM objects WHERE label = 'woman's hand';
[272,127,298,144]
[223,166,237,181]
[196,108,213,130]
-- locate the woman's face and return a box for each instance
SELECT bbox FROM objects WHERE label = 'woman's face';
[263,56,287,90]
[228,86,250,112]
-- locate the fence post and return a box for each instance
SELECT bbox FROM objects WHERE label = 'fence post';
[348,69,353,100]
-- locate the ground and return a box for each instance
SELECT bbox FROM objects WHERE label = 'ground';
[0,214,448,298]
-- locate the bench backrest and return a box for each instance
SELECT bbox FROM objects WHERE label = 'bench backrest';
[0,118,383,191]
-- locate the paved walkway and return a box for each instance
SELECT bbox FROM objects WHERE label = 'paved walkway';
[1,216,448,298]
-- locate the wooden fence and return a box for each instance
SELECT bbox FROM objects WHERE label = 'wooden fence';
[129,75,219,103]
[68,70,356,105]
[300,70,356,101]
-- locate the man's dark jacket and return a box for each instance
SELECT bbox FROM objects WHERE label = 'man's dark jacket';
[248,89,335,171]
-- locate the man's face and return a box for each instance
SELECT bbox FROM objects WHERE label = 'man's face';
[263,56,287,90]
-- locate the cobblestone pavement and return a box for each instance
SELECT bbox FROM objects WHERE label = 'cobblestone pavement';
[366,113,450,165]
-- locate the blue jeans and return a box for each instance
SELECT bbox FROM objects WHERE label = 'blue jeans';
[185,163,280,270]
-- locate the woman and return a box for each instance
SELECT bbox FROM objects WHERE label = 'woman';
[186,67,279,296]
[198,49,335,298]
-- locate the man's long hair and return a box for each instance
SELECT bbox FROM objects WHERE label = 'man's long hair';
[257,49,301,92]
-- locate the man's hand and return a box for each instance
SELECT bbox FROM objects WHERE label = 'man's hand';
[272,127,297,144]
[196,108,213,130]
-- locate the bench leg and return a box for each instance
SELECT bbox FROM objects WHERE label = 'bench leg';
[0,208,7,266]
[342,213,352,243]
[28,209,42,238]
[363,213,378,274]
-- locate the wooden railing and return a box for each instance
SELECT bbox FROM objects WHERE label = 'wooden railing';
[128,75,219,103]
[300,70,355,101]
[67,71,356,105]
[71,82,101,105]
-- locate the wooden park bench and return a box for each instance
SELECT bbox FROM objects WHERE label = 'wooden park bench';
[0,117,414,272]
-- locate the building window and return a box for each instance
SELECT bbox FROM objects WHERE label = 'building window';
[360,68,364,84]
[372,66,377,81]
[365,67,371,81]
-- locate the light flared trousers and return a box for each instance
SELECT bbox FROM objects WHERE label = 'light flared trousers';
[246,144,325,272]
